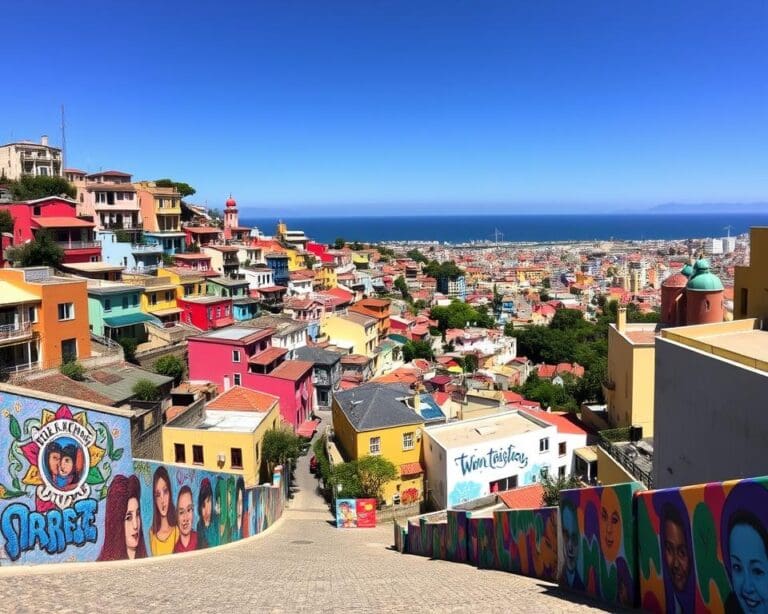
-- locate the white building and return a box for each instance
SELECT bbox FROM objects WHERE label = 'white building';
[423,409,587,509]
[241,265,274,291]
[0,137,62,179]
[705,238,723,256]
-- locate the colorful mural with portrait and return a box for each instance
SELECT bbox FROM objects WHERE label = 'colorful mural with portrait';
[494,508,559,582]
[637,476,768,614]
[0,391,133,564]
[558,482,642,608]
[0,388,288,566]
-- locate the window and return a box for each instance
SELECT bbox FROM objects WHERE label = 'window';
[233,373,241,386]
[132,294,139,307]
[58,302,74,320]
[539,437,549,453]
[369,436,381,455]
[232,350,241,363]
[174,443,186,463]
[149,293,157,306]
[490,475,518,492]
[558,465,566,479]
[558,442,566,457]
[192,445,204,465]
[122,296,128,310]
[61,338,77,362]
[27,306,37,323]
[402,432,414,450]
[165,291,173,302]
[104,298,112,312]
[231,447,243,469]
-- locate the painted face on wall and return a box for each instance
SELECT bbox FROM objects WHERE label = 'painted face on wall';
[663,519,691,593]
[155,477,170,518]
[59,455,74,478]
[562,505,579,574]
[236,491,243,531]
[540,514,558,573]
[124,497,141,554]
[202,495,212,526]
[178,491,194,537]
[600,488,623,562]
[47,450,60,478]
[729,523,768,614]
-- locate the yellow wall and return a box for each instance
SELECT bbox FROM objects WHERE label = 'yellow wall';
[331,400,424,503]
[161,406,280,487]
[323,315,376,356]
[606,325,655,435]
[139,283,178,313]
[317,266,338,290]
[159,270,207,300]
[595,446,636,485]
[735,227,768,320]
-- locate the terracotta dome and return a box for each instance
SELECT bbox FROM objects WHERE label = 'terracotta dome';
[225,195,237,208]
[662,272,688,288]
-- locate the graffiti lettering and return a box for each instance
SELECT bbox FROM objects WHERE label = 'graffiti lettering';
[455,445,528,476]
[1,499,98,561]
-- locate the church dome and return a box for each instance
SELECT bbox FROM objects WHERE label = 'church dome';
[225,195,237,208]
[662,272,688,288]
[686,259,724,291]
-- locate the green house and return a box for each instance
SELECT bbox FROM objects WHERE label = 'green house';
[87,281,158,342]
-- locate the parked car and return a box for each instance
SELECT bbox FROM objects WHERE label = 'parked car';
[309,455,318,474]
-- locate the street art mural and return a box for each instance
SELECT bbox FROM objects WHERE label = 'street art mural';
[558,482,642,609]
[0,389,288,566]
[637,476,768,614]
[494,508,559,582]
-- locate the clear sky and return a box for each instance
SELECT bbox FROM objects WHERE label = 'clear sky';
[3,1,767,215]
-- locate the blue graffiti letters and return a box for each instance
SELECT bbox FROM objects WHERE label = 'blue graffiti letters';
[1,499,98,561]
[455,444,529,476]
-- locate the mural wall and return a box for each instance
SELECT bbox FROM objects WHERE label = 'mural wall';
[494,508,559,582]
[637,476,768,614]
[558,482,643,609]
[0,389,288,566]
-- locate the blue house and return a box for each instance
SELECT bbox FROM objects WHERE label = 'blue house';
[266,252,290,286]
[98,231,164,274]
[87,280,159,342]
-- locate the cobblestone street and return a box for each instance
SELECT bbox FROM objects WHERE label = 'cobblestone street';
[0,416,613,613]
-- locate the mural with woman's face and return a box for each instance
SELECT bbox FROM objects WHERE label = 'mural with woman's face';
[202,494,212,526]
[155,476,170,520]
[124,496,141,557]
[600,487,623,562]
[728,522,768,613]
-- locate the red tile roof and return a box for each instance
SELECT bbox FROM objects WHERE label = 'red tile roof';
[33,217,95,228]
[400,462,424,476]
[269,360,313,380]
[518,407,588,436]
[497,484,544,510]
[206,386,278,412]
[248,346,288,365]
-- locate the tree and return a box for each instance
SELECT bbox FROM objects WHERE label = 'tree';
[262,427,302,474]
[5,230,64,267]
[0,210,13,234]
[333,237,346,250]
[394,275,411,301]
[155,178,196,198]
[430,300,494,332]
[492,284,503,313]
[119,337,138,364]
[329,460,363,499]
[461,354,478,373]
[541,471,582,506]
[356,455,398,502]
[406,248,428,264]
[423,260,464,280]
[7,175,76,200]
[154,355,185,384]
[402,340,434,362]
[132,379,160,401]
[60,360,85,381]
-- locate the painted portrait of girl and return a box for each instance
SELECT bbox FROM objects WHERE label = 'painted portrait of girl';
[216,476,231,545]
[97,474,148,561]
[655,494,695,614]
[235,476,249,540]
[149,466,178,556]
[197,477,218,549]
[721,481,768,614]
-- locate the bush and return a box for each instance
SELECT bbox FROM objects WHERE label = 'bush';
[132,379,160,401]
[154,355,185,384]
[5,230,64,267]
[262,427,302,473]
[60,360,85,381]
[119,337,138,363]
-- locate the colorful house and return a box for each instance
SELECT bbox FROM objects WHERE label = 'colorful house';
[187,327,314,430]
[98,232,163,274]
[316,263,338,290]
[323,312,378,356]
[350,298,391,341]
[86,279,156,341]
[332,383,425,505]
[162,386,281,487]
[134,181,186,254]
[266,252,290,286]
[122,273,182,323]
[0,267,91,372]
[0,196,102,264]
[178,295,234,330]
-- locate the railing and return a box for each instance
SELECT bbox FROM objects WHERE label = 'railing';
[131,243,163,253]
[0,322,33,342]
[597,437,654,489]
[90,332,122,355]
[57,241,101,250]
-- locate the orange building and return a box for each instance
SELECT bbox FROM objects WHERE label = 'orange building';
[349,298,391,341]
[0,267,91,373]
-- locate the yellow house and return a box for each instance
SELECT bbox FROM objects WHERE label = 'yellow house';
[351,251,370,269]
[157,268,210,300]
[322,312,378,356]
[162,386,281,487]
[604,306,657,436]
[316,263,338,290]
[122,273,181,322]
[735,227,768,321]
[332,383,425,504]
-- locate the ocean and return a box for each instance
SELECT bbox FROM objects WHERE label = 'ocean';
[238,213,768,245]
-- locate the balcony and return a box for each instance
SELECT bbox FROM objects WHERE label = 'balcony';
[131,243,163,254]
[212,316,235,328]
[0,322,34,346]
[57,240,101,250]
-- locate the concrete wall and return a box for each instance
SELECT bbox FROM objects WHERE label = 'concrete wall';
[653,336,768,489]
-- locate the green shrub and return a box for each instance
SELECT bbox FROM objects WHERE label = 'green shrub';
[60,360,85,381]
[132,379,160,401]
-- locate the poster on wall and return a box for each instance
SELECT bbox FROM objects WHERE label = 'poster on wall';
[0,395,133,565]
[356,499,377,528]
[336,499,357,528]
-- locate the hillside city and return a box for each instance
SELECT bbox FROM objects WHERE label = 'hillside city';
[1,138,767,612]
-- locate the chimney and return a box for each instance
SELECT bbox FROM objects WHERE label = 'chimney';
[617,305,627,333]
[41,135,48,146]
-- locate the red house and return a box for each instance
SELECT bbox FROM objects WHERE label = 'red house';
[187,326,314,430]
[0,196,102,264]
[178,295,234,331]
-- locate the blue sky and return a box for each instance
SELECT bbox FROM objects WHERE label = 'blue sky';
[3,1,767,215]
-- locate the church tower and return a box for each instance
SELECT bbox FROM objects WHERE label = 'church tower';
[223,194,238,240]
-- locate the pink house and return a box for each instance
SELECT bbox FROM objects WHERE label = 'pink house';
[187,326,314,430]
